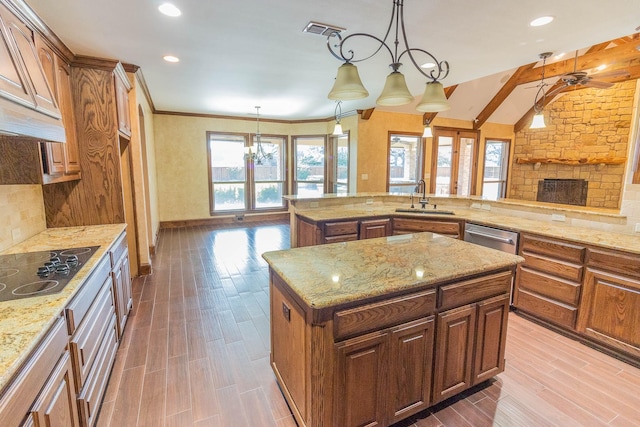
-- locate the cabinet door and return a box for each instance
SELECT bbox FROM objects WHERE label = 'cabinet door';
[577,269,640,359]
[473,295,509,384]
[359,218,391,240]
[388,316,435,424]
[112,253,131,339]
[0,3,33,107]
[114,72,131,137]
[433,304,476,403]
[30,352,80,427]
[57,60,80,173]
[335,332,388,427]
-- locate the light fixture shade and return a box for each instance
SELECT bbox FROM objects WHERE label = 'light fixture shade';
[422,125,433,138]
[332,122,344,135]
[416,81,450,112]
[376,71,414,106]
[530,113,546,129]
[328,63,369,100]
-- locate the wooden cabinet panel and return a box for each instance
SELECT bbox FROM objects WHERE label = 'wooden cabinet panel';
[517,268,581,305]
[360,218,391,240]
[522,252,584,282]
[473,295,508,384]
[114,67,131,137]
[335,331,388,427]
[516,289,577,329]
[65,256,111,334]
[520,234,585,264]
[296,218,320,247]
[56,60,80,173]
[0,3,34,108]
[30,352,80,427]
[334,289,436,340]
[433,304,475,403]
[586,248,640,278]
[324,234,358,244]
[577,269,640,359]
[388,317,435,424]
[438,271,511,311]
[325,220,358,237]
[392,218,463,239]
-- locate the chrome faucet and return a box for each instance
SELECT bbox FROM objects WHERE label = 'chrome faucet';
[415,179,429,209]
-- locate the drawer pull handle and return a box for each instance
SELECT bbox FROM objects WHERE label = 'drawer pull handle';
[282,303,291,322]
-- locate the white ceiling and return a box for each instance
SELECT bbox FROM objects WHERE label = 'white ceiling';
[24,0,640,122]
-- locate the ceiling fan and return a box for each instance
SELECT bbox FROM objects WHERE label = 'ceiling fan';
[548,50,630,96]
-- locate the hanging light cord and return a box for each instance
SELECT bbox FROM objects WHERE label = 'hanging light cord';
[533,53,551,114]
[335,101,342,123]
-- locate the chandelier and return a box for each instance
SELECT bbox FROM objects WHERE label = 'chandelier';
[530,52,552,129]
[244,106,273,165]
[326,0,451,112]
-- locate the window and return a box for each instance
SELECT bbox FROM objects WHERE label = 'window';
[431,128,478,196]
[207,132,286,213]
[388,133,423,193]
[482,139,510,200]
[328,133,350,194]
[293,135,327,197]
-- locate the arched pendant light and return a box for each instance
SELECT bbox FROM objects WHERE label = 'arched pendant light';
[530,52,553,129]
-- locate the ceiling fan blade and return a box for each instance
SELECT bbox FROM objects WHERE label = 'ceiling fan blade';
[582,80,614,89]
[590,69,630,79]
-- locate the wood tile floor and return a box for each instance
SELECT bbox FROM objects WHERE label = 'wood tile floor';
[97,222,640,427]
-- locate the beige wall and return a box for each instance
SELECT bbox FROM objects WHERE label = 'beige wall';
[0,185,46,252]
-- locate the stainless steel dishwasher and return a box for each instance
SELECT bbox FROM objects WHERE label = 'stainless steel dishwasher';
[464,223,519,304]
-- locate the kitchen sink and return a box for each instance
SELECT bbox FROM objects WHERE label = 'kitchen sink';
[395,208,455,215]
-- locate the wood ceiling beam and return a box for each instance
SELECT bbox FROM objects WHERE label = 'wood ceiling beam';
[423,85,458,124]
[358,108,375,120]
[473,64,535,130]
[514,37,640,85]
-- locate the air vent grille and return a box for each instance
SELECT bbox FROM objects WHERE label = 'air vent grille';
[303,21,345,36]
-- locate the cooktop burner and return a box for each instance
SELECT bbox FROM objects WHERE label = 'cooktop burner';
[0,246,100,302]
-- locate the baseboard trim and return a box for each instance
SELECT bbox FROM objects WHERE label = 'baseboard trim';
[160,212,289,229]
[139,263,152,276]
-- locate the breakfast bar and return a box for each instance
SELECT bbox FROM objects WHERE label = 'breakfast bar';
[263,232,524,427]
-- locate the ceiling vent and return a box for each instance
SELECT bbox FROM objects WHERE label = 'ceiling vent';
[303,21,345,37]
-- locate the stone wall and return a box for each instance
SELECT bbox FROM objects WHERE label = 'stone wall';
[509,80,637,208]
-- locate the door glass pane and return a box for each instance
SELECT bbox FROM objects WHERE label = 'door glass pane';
[483,140,509,200]
[295,136,325,197]
[210,134,246,211]
[389,134,420,193]
[435,136,453,195]
[456,137,475,196]
[336,135,349,194]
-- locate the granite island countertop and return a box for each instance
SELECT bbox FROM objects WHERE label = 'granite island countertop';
[294,205,640,255]
[0,224,126,393]
[263,232,523,310]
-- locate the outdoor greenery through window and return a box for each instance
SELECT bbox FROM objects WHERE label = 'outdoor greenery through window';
[388,133,422,193]
[482,139,510,200]
[208,132,286,213]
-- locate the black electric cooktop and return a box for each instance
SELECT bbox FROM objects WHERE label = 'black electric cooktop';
[0,246,100,302]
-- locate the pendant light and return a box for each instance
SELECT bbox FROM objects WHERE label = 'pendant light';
[530,52,552,129]
[332,101,344,135]
[422,119,433,138]
[325,0,450,111]
[244,106,273,165]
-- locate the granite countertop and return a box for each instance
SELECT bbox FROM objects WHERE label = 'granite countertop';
[294,205,640,255]
[263,232,523,309]
[0,224,127,393]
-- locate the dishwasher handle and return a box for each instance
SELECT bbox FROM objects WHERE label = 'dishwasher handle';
[465,229,515,245]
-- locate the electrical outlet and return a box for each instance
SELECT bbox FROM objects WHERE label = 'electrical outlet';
[471,202,482,209]
[366,199,374,205]
[635,223,640,233]
[551,214,566,222]
[481,203,491,211]
[361,174,369,180]
[310,202,319,208]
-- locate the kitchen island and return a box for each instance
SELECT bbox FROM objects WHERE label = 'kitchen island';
[263,232,523,427]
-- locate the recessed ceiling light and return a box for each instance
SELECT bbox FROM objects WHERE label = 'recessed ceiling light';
[530,16,554,27]
[421,62,436,69]
[163,55,180,63]
[596,64,607,71]
[159,3,181,17]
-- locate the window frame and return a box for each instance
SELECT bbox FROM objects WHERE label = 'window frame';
[328,131,350,194]
[292,134,328,196]
[386,131,425,194]
[481,138,511,200]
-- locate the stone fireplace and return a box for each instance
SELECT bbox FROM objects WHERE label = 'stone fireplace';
[537,179,588,206]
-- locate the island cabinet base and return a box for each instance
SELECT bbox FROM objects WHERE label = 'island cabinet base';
[269,268,514,427]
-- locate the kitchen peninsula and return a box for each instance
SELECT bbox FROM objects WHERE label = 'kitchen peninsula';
[263,232,523,427]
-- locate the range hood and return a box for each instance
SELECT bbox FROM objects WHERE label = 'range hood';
[0,96,66,142]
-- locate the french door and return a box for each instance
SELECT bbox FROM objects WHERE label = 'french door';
[430,128,479,196]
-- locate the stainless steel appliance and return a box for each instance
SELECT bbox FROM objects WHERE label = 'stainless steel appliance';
[464,223,519,304]
[0,246,99,302]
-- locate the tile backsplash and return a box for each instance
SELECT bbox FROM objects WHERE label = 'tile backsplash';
[0,185,46,252]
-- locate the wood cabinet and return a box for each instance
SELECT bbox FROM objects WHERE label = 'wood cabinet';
[114,65,131,138]
[110,233,132,339]
[513,233,586,330]
[323,220,359,244]
[270,265,513,427]
[360,218,391,240]
[35,35,80,184]
[577,248,640,360]
[392,217,464,239]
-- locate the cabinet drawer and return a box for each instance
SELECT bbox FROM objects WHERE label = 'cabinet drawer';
[324,221,359,237]
[393,218,461,237]
[109,232,127,267]
[78,314,118,427]
[516,289,577,329]
[522,252,584,282]
[70,276,115,391]
[520,234,585,264]
[323,234,358,244]
[0,316,67,427]
[334,289,436,340]
[65,255,110,335]
[438,271,511,310]
[587,248,640,278]
[517,267,581,306]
